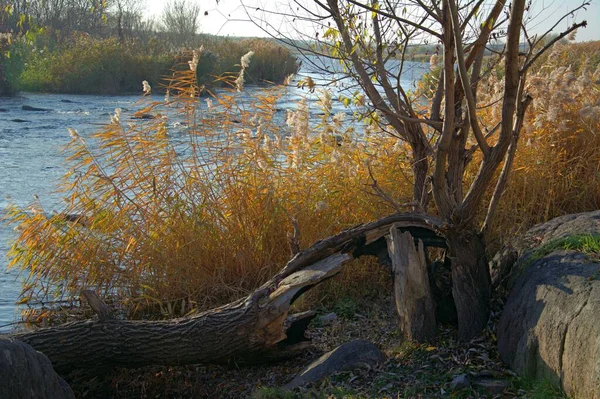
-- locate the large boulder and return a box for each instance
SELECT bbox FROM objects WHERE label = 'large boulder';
[0,337,75,399]
[496,211,600,399]
[490,211,600,289]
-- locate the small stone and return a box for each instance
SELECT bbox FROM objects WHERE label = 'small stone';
[450,374,471,390]
[284,340,385,389]
[473,379,509,395]
[319,312,338,326]
[22,105,51,112]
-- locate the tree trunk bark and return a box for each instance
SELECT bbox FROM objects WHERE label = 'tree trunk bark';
[6,213,445,373]
[386,228,436,341]
[11,253,352,374]
[446,229,491,341]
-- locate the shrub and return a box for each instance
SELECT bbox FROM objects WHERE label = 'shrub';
[0,34,25,95]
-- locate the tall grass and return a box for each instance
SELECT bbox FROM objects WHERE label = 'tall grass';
[17,33,299,94]
[483,41,600,251]
[19,34,173,94]
[4,42,600,324]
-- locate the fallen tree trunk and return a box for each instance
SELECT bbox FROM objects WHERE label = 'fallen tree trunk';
[7,213,445,373]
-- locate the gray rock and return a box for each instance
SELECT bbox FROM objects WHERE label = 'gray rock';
[473,379,509,395]
[22,105,51,112]
[497,211,600,399]
[490,210,600,291]
[0,337,75,398]
[318,312,338,326]
[285,340,385,389]
[450,374,471,390]
[132,113,155,120]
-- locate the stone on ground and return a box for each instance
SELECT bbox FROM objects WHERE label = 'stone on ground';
[285,339,385,389]
[450,374,471,390]
[0,337,75,399]
[318,312,338,326]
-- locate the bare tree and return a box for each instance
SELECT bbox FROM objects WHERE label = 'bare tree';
[161,0,201,46]
[245,0,589,339]
[111,0,143,41]
[6,0,110,37]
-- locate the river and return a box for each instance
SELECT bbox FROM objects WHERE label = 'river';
[0,59,428,331]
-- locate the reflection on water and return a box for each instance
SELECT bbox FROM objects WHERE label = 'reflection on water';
[0,59,427,331]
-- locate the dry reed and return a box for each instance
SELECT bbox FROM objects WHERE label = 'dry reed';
[4,42,600,324]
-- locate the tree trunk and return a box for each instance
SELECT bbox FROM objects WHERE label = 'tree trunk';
[11,253,352,374]
[386,228,436,341]
[6,213,445,373]
[446,229,491,340]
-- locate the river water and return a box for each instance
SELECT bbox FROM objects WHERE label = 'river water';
[0,60,427,331]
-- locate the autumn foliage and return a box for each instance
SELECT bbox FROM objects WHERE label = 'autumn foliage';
[5,42,600,324]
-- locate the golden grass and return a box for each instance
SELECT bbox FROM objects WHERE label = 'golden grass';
[4,42,600,324]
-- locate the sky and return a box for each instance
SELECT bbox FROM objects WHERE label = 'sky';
[145,0,600,42]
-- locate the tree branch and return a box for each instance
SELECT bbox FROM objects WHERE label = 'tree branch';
[345,0,442,38]
[447,0,490,157]
[522,21,588,74]
[481,94,532,235]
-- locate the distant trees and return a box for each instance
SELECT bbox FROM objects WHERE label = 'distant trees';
[160,0,201,47]
[1,0,202,46]
[19,0,108,36]
[1,0,159,42]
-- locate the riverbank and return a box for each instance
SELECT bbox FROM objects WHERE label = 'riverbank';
[2,34,299,95]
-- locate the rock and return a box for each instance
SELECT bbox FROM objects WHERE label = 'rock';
[22,105,51,112]
[497,211,600,399]
[490,210,600,291]
[285,340,385,389]
[318,312,338,326]
[132,113,155,120]
[450,374,471,390]
[0,337,75,398]
[473,379,509,395]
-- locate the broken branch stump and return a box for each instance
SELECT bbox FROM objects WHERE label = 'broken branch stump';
[386,227,436,341]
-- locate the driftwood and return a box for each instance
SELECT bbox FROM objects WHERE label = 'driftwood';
[7,213,445,373]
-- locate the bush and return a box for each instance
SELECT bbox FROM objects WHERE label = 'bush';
[0,34,25,95]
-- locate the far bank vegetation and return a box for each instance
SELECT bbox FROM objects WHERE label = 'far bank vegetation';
[0,0,299,94]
